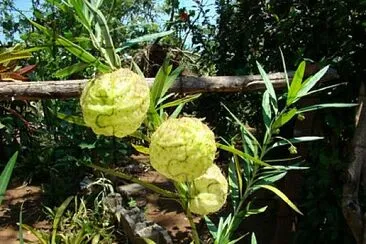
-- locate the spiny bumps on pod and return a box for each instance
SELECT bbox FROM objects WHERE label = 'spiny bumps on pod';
[189,164,228,215]
[80,68,150,138]
[149,117,216,182]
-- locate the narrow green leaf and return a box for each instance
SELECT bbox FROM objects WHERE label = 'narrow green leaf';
[254,171,287,184]
[52,196,74,244]
[117,30,174,52]
[272,108,297,130]
[256,61,277,105]
[21,224,48,244]
[287,61,306,106]
[246,206,268,216]
[131,60,144,77]
[296,65,329,99]
[83,0,120,68]
[297,103,358,113]
[268,136,324,151]
[170,103,184,118]
[55,112,86,127]
[262,90,272,129]
[55,35,111,73]
[150,59,172,107]
[228,158,240,209]
[303,82,348,97]
[0,151,18,205]
[0,52,32,64]
[158,94,201,109]
[259,184,303,215]
[204,216,218,239]
[30,20,110,73]
[279,48,289,90]
[132,144,150,155]
[141,238,157,244]
[251,233,257,244]
[217,143,270,167]
[53,62,89,78]
[162,65,185,96]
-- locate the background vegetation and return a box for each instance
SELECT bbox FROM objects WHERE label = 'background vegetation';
[1,0,365,243]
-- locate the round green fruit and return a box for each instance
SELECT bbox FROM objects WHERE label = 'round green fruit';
[189,164,228,215]
[80,68,150,138]
[149,117,216,182]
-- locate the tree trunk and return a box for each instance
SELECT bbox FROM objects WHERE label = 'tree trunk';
[342,83,366,244]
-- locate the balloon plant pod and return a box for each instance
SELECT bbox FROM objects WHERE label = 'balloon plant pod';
[149,117,216,182]
[188,164,228,215]
[80,68,150,138]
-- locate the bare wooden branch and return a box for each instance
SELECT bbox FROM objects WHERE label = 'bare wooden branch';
[0,69,339,101]
[342,83,366,244]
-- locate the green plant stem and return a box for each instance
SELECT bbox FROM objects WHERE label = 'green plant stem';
[186,206,201,244]
[89,164,179,199]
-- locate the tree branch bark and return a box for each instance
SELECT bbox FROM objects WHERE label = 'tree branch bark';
[0,69,339,101]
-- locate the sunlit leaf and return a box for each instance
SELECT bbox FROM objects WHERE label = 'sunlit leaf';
[259,184,303,215]
[117,30,174,52]
[297,103,357,113]
[53,62,89,78]
[262,90,271,129]
[132,144,150,155]
[272,108,297,130]
[55,112,86,127]
[286,61,305,106]
[293,65,329,103]
[0,151,18,205]
[217,143,270,167]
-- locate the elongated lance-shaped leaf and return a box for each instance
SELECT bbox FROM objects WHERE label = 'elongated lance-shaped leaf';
[30,20,110,73]
[68,0,93,31]
[52,196,74,244]
[162,65,185,96]
[251,233,257,244]
[228,157,240,210]
[266,136,324,153]
[297,103,358,113]
[117,30,174,52]
[262,90,272,130]
[0,52,32,65]
[21,224,48,244]
[256,61,278,114]
[158,94,201,109]
[170,103,184,118]
[279,48,289,90]
[217,143,270,167]
[131,144,149,155]
[259,184,303,215]
[286,61,306,106]
[295,65,330,100]
[301,82,348,97]
[55,112,86,127]
[204,216,218,239]
[53,62,89,78]
[271,108,297,130]
[83,0,120,69]
[150,59,172,107]
[0,152,18,205]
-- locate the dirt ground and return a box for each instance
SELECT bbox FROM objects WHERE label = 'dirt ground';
[0,171,208,243]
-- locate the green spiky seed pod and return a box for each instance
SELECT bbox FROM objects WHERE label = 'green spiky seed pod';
[149,117,216,182]
[80,68,150,138]
[189,164,228,215]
